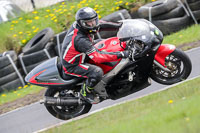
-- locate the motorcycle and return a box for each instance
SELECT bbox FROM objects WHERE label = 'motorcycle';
[25,19,192,120]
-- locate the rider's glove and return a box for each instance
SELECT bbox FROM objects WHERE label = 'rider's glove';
[120,50,132,58]
[133,52,141,60]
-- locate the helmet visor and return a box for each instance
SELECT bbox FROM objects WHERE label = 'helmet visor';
[80,17,99,29]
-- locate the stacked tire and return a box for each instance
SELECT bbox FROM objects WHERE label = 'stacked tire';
[0,28,62,92]
[98,9,131,39]
[187,0,200,22]
[0,51,24,92]
[52,30,68,56]
[138,0,193,35]
[19,28,57,75]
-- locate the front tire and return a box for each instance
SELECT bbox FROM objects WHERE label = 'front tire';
[44,87,92,120]
[151,48,192,85]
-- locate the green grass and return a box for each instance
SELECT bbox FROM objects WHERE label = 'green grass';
[163,24,200,50]
[0,0,150,53]
[0,85,44,105]
[43,77,200,133]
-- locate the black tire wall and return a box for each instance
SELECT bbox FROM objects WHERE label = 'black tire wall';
[0,51,17,68]
[22,28,54,55]
[138,0,178,18]
[151,6,185,20]
[152,14,192,35]
[19,42,56,74]
[98,9,131,39]
[0,51,24,92]
[188,1,200,11]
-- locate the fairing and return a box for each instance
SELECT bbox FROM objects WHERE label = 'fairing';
[25,57,81,86]
[117,19,163,44]
[154,44,176,67]
[90,37,126,73]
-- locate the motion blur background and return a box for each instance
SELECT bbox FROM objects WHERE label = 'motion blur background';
[9,0,64,12]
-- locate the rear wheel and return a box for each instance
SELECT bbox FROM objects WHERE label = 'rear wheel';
[44,87,92,120]
[151,48,192,85]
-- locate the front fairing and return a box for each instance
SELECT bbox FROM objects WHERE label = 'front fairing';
[117,19,163,47]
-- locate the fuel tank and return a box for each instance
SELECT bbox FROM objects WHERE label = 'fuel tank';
[95,37,126,52]
[91,37,126,74]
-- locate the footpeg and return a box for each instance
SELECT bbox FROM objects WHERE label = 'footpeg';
[93,95,100,104]
[40,99,45,104]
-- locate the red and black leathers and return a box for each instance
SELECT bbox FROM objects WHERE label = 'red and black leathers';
[61,21,123,88]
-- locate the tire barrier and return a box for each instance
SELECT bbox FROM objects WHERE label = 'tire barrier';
[0,51,17,68]
[137,0,200,35]
[151,6,185,21]
[0,51,25,93]
[138,0,178,18]
[98,9,131,39]
[22,27,54,55]
[0,28,57,92]
[153,14,192,35]
[186,0,200,21]
[188,0,200,11]
[193,10,200,20]
[0,79,23,92]
[19,42,56,75]
[186,0,198,3]
[0,71,20,85]
[52,30,68,57]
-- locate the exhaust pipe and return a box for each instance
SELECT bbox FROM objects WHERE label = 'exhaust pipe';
[40,96,85,106]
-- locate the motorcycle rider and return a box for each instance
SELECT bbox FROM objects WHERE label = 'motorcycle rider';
[61,7,130,104]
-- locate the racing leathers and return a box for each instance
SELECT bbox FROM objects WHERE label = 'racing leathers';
[61,21,125,102]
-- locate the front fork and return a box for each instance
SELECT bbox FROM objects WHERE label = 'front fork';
[154,44,176,71]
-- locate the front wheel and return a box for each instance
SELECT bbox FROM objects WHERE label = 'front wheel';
[150,48,192,85]
[44,87,92,120]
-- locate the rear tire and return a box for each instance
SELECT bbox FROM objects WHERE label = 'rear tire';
[44,87,92,120]
[151,48,192,85]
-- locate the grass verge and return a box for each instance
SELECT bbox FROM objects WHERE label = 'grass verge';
[163,24,200,50]
[42,77,200,133]
[0,85,44,105]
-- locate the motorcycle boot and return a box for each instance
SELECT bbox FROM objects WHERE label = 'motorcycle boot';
[80,83,100,104]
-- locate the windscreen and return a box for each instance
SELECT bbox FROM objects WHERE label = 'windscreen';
[117,19,152,43]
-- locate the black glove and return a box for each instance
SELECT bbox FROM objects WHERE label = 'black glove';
[134,51,143,60]
[121,50,132,58]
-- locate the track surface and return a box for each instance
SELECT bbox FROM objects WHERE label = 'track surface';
[0,47,200,133]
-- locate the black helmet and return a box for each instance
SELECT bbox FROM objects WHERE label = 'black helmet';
[75,7,99,33]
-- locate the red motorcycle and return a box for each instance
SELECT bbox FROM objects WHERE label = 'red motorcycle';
[25,19,192,120]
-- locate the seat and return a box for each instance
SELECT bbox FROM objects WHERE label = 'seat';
[57,60,82,81]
